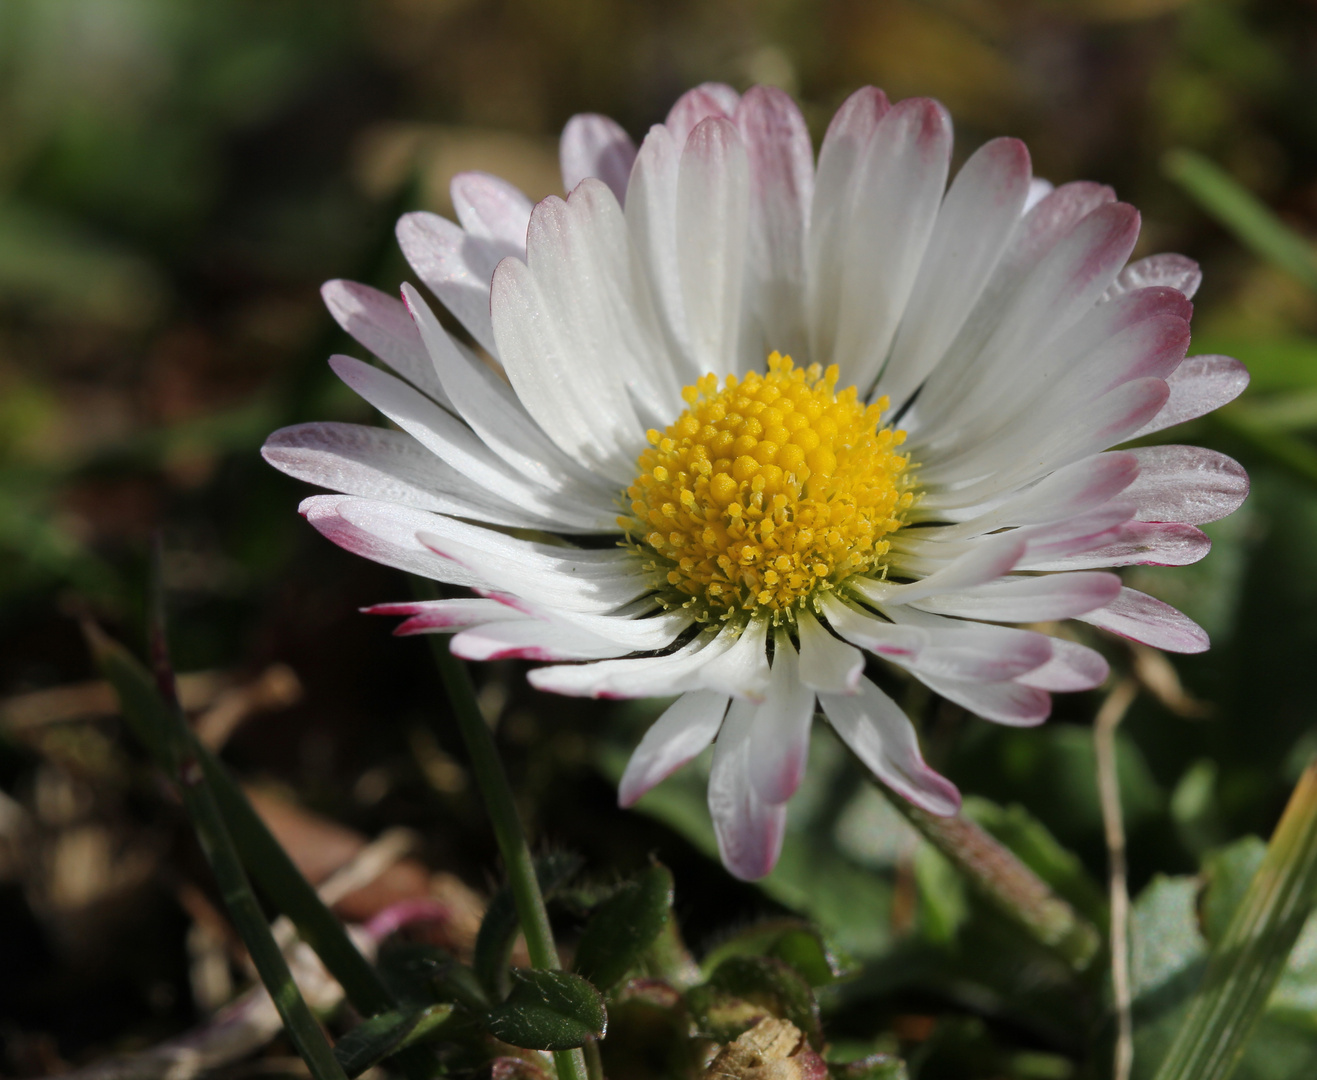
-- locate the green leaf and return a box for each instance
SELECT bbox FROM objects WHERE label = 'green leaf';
[333,1005,454,1078]
[1164,149,1317,293]
[698,919,857,987]
[914,843,969,945]
[1199,837,1267,945]
[482,969,607,1051]
[474,851,582,1001]
[1151,763,1317,1080]
[687,956,822,1049]
[376,941,490,1012]
[572,863,673,992]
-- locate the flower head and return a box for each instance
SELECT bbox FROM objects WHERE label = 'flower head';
[263,84,1249,880]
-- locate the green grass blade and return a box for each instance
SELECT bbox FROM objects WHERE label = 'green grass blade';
[1164,149,1317,293]
[199,748,397,1015]
[1151,761,1317,1080]
[88,623,349,1080]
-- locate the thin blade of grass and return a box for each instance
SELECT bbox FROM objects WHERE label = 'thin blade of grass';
[1164,149,1317,293]
[87,621,348,1080]
[1151,761,1317,1080]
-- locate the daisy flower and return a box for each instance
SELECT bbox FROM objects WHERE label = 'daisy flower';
[263,84,1249,880]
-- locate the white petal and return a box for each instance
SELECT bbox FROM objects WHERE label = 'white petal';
[854,531,1026,606]
[694,614,772,701]
[900,179,1115,426]
[819,679,960,815]
[624,125,692,374]
[529,624,741,698]
[708,699,787,881]
[415,520,648,615]
[329,354,614,529]
[676,117,749,374]
[263,421,573,530]
[395,211,503,355]
[1103,253,1201,301]
[1016,638,1109,691]
[450,620,630,661]
[321,280,450,406]
[559,113,637,203]
[878,137,1031,410]
[1123,445,1249,524]
[747,629,817,804]
[913,674,1052,727]
[1128,355,1249,438]
[1077,587,1209,653]
[796,608,864,694]
[450,171,533,249]
[910,571,1122,622]
[829,598,1052,681]
[733,86,814,367]
[917,201,1142,436]
[618,691,730,807]
[1023,177,1053,212]
[917,377,1169,500]
[808,87,891,366]
[492,188,656,482]
[400,283,617,500]
[830,97,952,394]
[818,593,928,660]
[301,495,482,587]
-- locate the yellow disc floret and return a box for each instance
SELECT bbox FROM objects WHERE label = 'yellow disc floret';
[620,352,914,619]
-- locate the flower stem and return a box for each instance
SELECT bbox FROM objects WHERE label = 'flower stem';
[881,788,1101,971]
[426,635,588,1080]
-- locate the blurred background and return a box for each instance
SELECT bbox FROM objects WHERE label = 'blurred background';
[3,0,1317,1076]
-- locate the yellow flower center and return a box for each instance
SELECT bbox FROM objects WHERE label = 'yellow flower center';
[620,352,914,619]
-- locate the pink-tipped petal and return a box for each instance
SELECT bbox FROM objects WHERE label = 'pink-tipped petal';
[450,171,533,249]
[1078,587,1209,653]
[830,97,953,393]
[676,117,749,375]
[734,85,814,365]
[1130,354,1249,438]
[915,674,1053,727]
[321,280,449,405]
[395,211,503,355]
[1016,638,1110,691]
[1025,521,1211,571]
[559,114,637,203]
[665,83,739,146]
[1125,445,1249,524]
[1104,253,1202,301]
[299,495,482,588]
[820,679,961,816]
